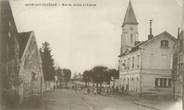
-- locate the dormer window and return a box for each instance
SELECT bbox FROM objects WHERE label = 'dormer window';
[160,40,169,48]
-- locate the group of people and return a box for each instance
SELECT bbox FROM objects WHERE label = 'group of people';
[72,83,130,96]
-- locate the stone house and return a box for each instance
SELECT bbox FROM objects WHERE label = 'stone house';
[17,31,45,102]
[0,0,45,104]
[118,1,176,96]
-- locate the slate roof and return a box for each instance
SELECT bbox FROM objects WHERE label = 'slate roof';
[122,0,138,27]
[16,31,32,58]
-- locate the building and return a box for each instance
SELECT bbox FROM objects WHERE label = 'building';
[172,1,184,101]
[17,31,44,102]
[173,29,184,99]
[0,0,45,105]
[118,1,176,96]
[0,0,21,106]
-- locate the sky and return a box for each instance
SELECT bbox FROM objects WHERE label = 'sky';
[10,0,182,74]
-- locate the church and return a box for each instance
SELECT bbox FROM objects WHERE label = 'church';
[118,1,176,96]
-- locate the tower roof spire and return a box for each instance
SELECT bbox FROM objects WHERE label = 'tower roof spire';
[122,0,138,27]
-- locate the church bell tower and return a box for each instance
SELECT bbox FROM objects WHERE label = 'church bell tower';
[120,0,139,54]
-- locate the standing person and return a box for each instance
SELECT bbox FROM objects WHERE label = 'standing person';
[53,85,56,91]
[87,87,90,95]
[116,86,118,95]
[121,86,124,96]
[112,86,114,94]
[74,84,77,92]
[125,84,129,95]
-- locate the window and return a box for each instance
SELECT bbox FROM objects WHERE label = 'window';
[160,40,169,48]
[120,60,122,72]
[130,34,133,43]
[168,79,171,87]
[123,60,125,70]
[132,57,134,69]
[125,32,127,42]
[127,58,130,70]
[160,78,166,87]
[162,78,167,87]
[155,78,171,88]
[155,78,159,87]
[179,63,184,71]
[124,60,126,71]
[137,55,140,68]
[130,27,134,31]
[32,72,37,81]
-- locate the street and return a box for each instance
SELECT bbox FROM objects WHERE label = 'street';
[38,89,153,110]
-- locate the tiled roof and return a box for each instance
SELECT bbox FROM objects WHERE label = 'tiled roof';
[17,31,32,58]
[122,0,138,27]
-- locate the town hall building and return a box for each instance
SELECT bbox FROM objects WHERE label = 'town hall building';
[118,1,176,96]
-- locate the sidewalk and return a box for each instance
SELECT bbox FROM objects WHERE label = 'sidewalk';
[133,96,182,110]
[94,91,182,110]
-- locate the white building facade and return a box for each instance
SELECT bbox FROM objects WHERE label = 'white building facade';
[118,1,176,96]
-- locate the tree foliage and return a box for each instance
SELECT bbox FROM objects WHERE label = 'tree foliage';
[62,69,71,82]
[55,67,63,82]
[55,68,71,82]
[40,42,55,81]
[82,66,119,86]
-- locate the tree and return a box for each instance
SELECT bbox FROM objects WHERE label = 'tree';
[92,66,108,94]
[103,70,111,85]
[83,70,91,87]
[55,67,63,87]
[62,69,71,87]
[40,42,55,81]
[82,66,119,94]
[106,69,119,86]
[109,69,119,79]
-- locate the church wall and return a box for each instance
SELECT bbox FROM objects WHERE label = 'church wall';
[121,24,139,54]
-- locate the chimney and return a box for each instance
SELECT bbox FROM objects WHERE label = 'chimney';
[148,20,153,40]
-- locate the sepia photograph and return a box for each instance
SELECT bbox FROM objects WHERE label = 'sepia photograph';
[0,0,184,110]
